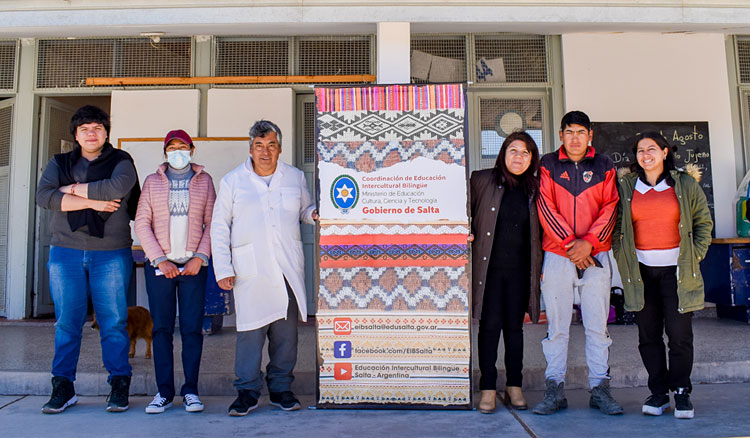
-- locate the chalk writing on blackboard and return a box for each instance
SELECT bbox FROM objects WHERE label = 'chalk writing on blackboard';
[591,121,714,223]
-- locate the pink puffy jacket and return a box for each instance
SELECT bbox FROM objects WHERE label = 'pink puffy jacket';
[134,163,216,263]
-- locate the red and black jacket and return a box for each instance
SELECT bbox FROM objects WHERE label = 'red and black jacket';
[536,146,619,257]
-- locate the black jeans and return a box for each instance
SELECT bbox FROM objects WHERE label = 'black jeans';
[478,267,529,390]
[635,263,694,395]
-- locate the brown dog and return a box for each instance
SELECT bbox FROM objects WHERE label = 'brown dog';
[92,306,153,359]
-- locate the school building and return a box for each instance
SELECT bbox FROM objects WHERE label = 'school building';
[0,1,749,320]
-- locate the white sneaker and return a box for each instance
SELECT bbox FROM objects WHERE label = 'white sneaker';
[183,394,204,412]
[145,393,172,414]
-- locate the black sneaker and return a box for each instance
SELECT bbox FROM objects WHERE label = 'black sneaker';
[674,388,694,419]
[642,393,670,416]
[42,376,77,414]
[228,390,258,416]
[183,394,204,413]
[145,393,173,414]
[269,391,301,411]
[106,375,130,412]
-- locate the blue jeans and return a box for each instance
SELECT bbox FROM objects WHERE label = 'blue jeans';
[144,261,207,400]
[48,246,133,382]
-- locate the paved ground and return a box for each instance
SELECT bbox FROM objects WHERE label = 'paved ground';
[2,383,749,438]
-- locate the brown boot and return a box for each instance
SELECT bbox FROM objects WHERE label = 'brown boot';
[504,386,527,410]
[478,390,496,414]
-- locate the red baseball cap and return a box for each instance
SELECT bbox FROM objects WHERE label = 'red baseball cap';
[163,129,193,148]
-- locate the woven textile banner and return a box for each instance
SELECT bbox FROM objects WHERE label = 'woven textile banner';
[315,84,471,409]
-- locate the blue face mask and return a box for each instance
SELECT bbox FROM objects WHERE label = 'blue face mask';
[166,150,191,169]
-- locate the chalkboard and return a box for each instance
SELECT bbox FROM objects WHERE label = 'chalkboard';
[591,121,714,221]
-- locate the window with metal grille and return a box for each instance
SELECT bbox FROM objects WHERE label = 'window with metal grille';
[0,41,16,91]
[0,101,10,315]
[215,38,290,76]
[474,34,548,84]
[214,36,373,83]
[297,36,372,77]
[0,103,11,166]
[738,37,750,84]
[36,37,191,88]
[410,35,467,84]
[303,101,316,164]
[478,98,544,170]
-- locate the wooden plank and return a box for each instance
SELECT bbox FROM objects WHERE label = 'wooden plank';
[117,136,249,149]
[712,238,750,244]
[87,75,377,86]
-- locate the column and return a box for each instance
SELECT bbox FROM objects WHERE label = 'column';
[376,22,411,84]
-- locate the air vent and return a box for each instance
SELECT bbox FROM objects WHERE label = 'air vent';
[37,37,191,88]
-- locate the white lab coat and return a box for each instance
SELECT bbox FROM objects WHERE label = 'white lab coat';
[211,157,315,331]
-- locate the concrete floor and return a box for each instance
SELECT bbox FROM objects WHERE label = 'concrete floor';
[1,317,749,396]
[2,384,749,438]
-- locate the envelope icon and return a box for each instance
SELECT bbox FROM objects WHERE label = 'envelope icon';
[333,317,352,335]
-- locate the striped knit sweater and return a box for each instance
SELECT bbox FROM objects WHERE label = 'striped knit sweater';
[134,162,216,265]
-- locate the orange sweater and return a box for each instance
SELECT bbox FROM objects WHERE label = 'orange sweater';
[631,186,680,251]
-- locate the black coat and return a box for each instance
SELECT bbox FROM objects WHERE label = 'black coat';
[470,168,542,323]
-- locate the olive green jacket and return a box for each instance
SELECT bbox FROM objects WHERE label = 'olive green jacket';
[612,168,713,313]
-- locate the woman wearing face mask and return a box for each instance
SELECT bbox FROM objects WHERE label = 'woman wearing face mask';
[134,130,216,414]
[470,131,542,413]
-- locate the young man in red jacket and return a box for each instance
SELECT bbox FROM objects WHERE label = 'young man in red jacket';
[533,111,623,415]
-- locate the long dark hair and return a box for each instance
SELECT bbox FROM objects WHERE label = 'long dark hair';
[631,131,677,186]
[493,131,540,197]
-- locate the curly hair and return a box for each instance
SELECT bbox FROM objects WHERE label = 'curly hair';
[70,105,110,138]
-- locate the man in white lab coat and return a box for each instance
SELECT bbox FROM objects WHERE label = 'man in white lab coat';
[211,120,317,416]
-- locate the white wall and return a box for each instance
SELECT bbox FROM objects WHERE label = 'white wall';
[206,88,295,165]
[562,32,736,237]
[110,89,201,147]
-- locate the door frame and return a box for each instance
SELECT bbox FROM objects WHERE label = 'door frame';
[0,97,15,317]
[32,96,77,317]
[295,91,318,315]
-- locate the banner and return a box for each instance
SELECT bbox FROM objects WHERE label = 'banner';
[315,84,471,408]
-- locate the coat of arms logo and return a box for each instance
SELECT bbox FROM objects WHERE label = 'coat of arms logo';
[331,175,359,213]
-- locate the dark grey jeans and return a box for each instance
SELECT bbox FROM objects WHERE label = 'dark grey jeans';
[233,284,299,398]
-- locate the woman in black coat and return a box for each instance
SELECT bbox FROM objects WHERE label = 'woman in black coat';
[470,131,542,413]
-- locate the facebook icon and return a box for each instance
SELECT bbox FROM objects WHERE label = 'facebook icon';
[333,341,352,358]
